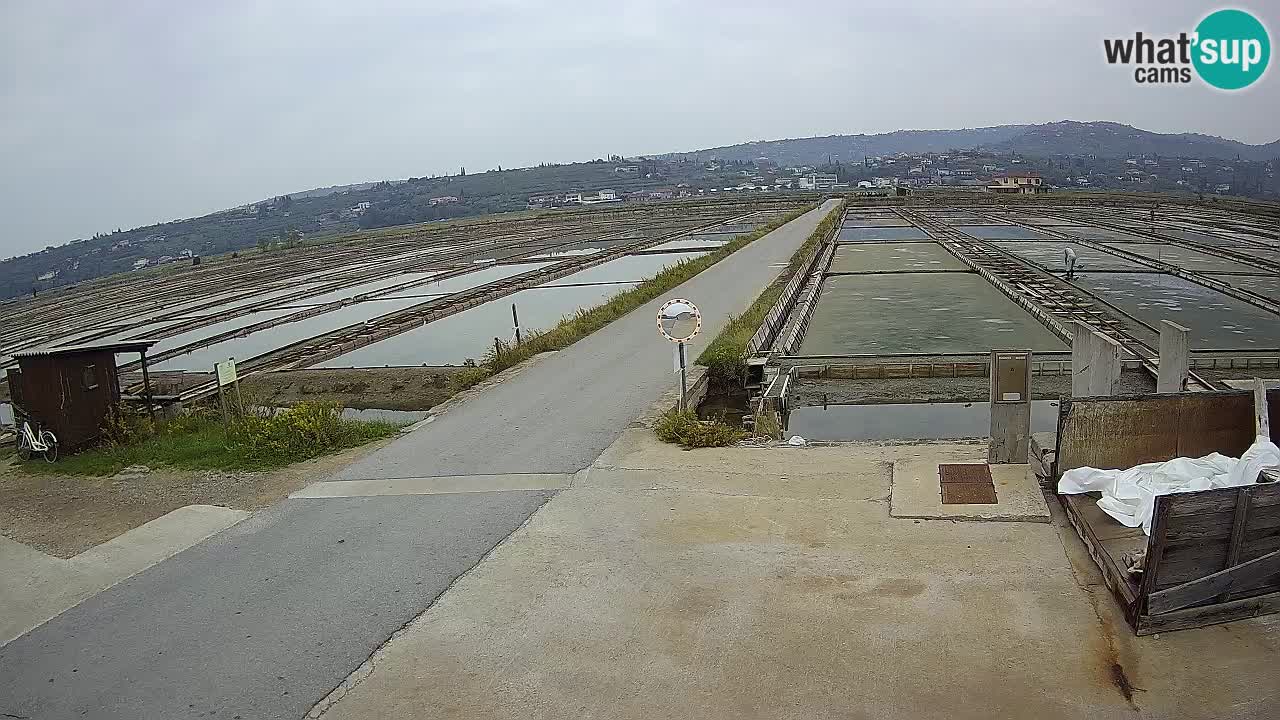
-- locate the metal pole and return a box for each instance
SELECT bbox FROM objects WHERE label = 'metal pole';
[139,350,156,424]
[678,341,688,412]
[512,303,521,345]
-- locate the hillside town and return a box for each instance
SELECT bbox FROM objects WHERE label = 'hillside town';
[524,149,1272,209]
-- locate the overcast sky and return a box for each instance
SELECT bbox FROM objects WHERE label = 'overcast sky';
[2,0,1276,258]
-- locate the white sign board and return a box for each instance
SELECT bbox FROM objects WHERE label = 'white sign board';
[215,359,238,387]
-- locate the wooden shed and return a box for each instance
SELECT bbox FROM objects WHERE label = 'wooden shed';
[5,340,158,452]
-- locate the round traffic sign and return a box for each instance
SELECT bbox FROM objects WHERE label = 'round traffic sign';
[657,298,700,343]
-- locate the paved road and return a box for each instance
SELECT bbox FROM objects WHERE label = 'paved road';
[335,199,837,479]
[0,200,837,720]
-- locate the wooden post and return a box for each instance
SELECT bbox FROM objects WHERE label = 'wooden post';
[139,350,156,424]
[1157,320,1191,393]
[215,369,229,429]
[1071,322,1121,397]
[1256,377,1271,440]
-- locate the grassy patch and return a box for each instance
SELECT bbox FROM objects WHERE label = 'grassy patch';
[695,200,845,381]
[449,203,818,393]
[20,402,400,476]
[654,409,745,448]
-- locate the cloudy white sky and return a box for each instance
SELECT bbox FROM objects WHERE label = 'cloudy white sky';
[1,1,1276,258]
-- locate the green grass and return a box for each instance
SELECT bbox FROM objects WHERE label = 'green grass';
[20,403,401,476]
[449,203,819,393]
[695,200,845,381]
[654,409,746,448]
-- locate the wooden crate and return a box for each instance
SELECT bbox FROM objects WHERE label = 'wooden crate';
[1063,485,1280,635]
[1056,389,1280,634]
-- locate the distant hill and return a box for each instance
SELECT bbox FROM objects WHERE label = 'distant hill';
[991,121,1280,161]
[3,120,1277,302]
[670,121,1280,164]
[666,125,1031,165]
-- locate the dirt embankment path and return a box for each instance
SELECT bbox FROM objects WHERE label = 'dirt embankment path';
[241,366,468,411]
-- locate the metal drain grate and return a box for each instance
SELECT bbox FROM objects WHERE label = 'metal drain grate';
[939,463,993,485]
[939,463,998,504]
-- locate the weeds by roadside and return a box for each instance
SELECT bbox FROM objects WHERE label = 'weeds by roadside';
[654,409,745,448]
[17,402,400,476]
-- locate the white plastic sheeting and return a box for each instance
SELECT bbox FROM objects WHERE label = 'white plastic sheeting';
[1058,436,1280,535]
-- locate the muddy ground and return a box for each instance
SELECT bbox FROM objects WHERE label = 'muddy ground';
[0,439,395,558]
[127,366,470,412]
[241,367,468,411]
[788,369,1156,406]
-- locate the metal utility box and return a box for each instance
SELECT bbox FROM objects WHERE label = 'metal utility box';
[990,350,1031,403]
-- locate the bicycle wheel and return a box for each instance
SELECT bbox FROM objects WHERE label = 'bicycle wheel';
[39,431,58,463]
[16,436,31,462]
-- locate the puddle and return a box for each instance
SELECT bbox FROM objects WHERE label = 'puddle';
[786,399,1059,442]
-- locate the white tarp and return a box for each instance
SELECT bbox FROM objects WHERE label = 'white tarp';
[1058,436,1280,535]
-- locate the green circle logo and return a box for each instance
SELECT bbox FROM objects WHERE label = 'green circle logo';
[1193,9,1270,90]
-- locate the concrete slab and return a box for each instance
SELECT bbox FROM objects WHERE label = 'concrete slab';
[292,473,573,498]
[1,505,248,646]
[890,455,1051,522]
[0,492,554,720]
[312,428,1280,720]
[797,273,1068,355]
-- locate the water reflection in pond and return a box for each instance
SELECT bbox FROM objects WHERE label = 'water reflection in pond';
[786,400,1059,442]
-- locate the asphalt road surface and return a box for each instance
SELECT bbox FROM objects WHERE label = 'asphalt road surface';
[0,200,837,720]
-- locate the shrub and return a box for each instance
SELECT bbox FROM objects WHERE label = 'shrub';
[654,409,746,449]
[228,401,393,460]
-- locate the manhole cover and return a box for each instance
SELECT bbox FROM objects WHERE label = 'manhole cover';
[939,463,993,484]
[941,482,998,505]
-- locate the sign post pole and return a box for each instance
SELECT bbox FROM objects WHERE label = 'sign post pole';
[214,358,239,427]
[657,298,701,415]
[214,364,229,429]
[678,341,688,412]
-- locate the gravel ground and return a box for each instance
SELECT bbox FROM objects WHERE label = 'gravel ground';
[0,440,391,558]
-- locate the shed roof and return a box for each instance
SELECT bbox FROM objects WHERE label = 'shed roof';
[12,339,159,359]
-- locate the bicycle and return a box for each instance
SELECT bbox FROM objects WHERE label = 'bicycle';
[16,419,58,463]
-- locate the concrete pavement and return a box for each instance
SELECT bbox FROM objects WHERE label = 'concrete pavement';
[314,426,1280,720]
[0,200,840,719]
[1,505,248,646]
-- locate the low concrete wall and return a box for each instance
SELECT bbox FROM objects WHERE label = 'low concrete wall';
[674,365,710,414]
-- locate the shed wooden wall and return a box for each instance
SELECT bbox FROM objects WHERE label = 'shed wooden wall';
[15,350,121,450]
